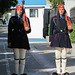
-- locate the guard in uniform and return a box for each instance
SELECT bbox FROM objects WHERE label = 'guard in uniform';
[49,5,73,75]
[8,5,30,75]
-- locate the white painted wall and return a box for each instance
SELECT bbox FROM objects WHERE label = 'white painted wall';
[25,7,44,38]
[7,13,11,21]
[64,0,75,16]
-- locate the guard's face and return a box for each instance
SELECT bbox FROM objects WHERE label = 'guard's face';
[59,8,65,15]
[17,8,23,16]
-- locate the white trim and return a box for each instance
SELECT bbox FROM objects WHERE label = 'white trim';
[24,5,46,8]
[44,8,51,9]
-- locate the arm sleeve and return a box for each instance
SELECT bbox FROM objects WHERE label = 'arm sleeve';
[8,17,13,43]
[49,17,54,42]
[68,17,73,33]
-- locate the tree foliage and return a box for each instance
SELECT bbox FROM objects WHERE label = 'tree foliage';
[0,0,18,17]
[49,0,63,9]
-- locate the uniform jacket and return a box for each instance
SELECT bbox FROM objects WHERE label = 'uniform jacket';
[49,16,72,48]
[8,16,30,50]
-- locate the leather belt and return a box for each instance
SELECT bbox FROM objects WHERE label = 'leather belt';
[54,29,68,34]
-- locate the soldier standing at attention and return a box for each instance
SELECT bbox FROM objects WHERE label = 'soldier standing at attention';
[49,4,73,75]
[8,5,30,75]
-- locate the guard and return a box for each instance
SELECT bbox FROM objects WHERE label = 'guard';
[8,5,31,75]
[49,4,73,75]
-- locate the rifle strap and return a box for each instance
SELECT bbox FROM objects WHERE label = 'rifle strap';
[65,13,73,28]
[23,13,29,28]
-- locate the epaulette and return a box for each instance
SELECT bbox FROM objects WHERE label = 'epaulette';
[10,16,18,24]
[53,16,57,25]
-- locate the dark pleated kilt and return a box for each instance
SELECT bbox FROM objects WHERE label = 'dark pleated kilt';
[50,33,72,48]
[8,31,30,50]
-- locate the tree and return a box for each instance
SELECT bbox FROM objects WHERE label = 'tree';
[49,0,64,9]
[0,0,18,17]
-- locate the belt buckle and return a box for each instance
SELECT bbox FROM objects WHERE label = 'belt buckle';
[60,30,63,32]
[12,29,14,32]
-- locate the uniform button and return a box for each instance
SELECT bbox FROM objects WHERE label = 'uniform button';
[12,29,14,31]
[60,30,63,32]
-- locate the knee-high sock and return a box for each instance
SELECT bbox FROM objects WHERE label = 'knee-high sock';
[62,48,67,74]
[20,49,26,74]
[14,59,19,74]
[14,48,20,74]
[55,48,61,74]
[20,59,25,74]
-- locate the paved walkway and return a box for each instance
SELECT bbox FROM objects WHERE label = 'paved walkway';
[0,38,75,75]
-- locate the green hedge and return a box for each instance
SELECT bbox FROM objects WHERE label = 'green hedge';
[70,24,75,43]
[48,24,50,36]
[48,24,75,43]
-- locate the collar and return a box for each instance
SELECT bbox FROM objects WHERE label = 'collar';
[18,16,21,18]
[60,15,64,18]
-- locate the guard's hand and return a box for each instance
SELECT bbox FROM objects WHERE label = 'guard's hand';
[8,42,11,46]
[68,25,73,30]
[25,27,30,31]
[49,42,51,45]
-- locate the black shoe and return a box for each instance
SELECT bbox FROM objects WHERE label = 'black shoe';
[64,72,69,75]
[12,73,18,75]
[52,72,58,75]
[21,73,27,75]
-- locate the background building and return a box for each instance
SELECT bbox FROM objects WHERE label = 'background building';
[64,0,75,16]
[64,0,75,23]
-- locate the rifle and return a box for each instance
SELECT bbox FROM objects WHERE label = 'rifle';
[22,0,29,28]
[22,0,31,33]
[65,13,73,32]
